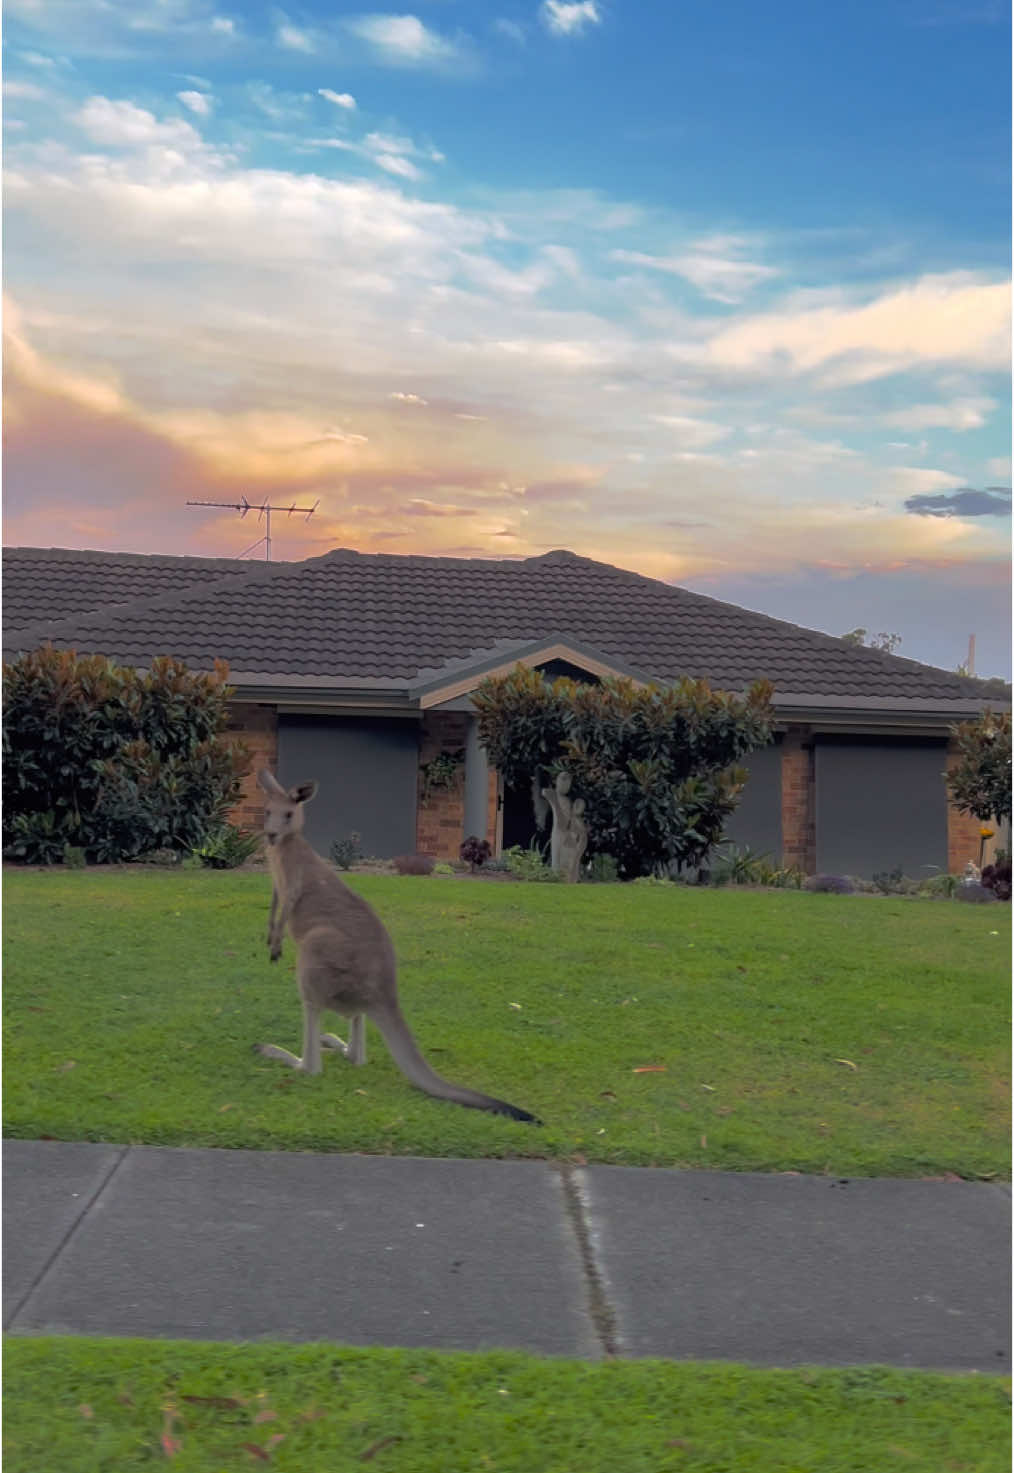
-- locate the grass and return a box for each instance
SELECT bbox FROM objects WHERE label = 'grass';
[3,869,1009,1177]
[4,1335,1009,1473]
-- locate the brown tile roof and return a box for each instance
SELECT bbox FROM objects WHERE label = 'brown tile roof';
[2,544,1006,708]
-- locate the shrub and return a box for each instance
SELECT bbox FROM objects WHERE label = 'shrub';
[473,664,775,879]
[433,861,455,876]
[980,861,1012,902]
[872,866,903,895]
[2,648,247,864]
[803,874,854,894]
[62,843,87,871]
[919,873,960,900]
[330,832,362,870]
[4,811,67,866]
[585,852,620,883]
[749,858,806,889]
[392,853,436,876]
[460,835,492,872]
[503,843,561,882]
[711,844,770,886]
[946,711,1011,825]
[134,848,182,867]
[191,823,261,870]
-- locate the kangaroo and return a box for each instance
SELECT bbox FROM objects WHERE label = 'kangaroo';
[253,769,540,1124]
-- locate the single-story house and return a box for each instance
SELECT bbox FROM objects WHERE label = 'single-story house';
[4,544,1009,878]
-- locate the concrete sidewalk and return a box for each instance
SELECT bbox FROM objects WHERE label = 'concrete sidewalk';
[4,1140,1010,1373]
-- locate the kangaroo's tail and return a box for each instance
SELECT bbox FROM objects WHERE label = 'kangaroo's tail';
[370,1003,541,1124]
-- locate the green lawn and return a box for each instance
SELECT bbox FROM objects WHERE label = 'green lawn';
[3,870,1009,1177]
[4,1336,1009,1473]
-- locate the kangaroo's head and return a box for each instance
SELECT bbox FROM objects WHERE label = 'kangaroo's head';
[257,769,318,845]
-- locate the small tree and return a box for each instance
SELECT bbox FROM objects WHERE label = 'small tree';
[3,646,249,863]
[841,628,903,655]
[473,665,775,879]
[946,710,1011,825]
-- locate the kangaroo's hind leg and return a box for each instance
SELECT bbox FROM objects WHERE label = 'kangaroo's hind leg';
[321,1012,367,1064]
[254,992,323,1075]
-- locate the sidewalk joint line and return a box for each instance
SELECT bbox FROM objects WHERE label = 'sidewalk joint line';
[4,1144,130,1331]
[556,1161,621,1358]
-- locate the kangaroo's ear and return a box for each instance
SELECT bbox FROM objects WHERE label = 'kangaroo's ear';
[289,780,319,805]
[258,769,286,796]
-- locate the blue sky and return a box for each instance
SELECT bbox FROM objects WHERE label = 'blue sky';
[4,0,1011,675]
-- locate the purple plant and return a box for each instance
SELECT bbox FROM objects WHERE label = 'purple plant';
[803,874,854,895]
[980,861,1012,902]
[460,835,492,872]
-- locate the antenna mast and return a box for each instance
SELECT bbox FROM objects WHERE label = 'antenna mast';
[186,496,320,560]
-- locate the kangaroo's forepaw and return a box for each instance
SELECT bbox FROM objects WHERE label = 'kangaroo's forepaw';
[269,946,282,963]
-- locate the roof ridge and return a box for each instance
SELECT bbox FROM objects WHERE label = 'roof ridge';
[2,544,276,570]
[548,553,998,692]
[4,544,337,643]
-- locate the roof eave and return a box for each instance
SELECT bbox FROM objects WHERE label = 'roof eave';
[772,692,1009,735]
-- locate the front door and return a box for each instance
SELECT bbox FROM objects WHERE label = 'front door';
[499,775,547,856]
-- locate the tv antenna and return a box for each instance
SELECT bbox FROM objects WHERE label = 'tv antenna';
[186,496,320,561]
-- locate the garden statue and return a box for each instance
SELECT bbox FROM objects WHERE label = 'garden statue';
[542,771,588,882]
[559,797,589,883]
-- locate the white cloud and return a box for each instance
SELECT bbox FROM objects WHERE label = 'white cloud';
[494,18,526,42]
[390,391,427,404]
[74,96,204,151]
[17,50,67,67]
[697,273,1011,380]
[375,153,422,180]
[611,238,778,304]
[651,414,731,449]
[879,397,995,431]
[245,82,310,123]
[540,1,601,36]
[210,16,235,34]
[3,80,49,101]
[319,88,357,109]
[986,456,1011,479]
[888,466,967,496]
[541,243,582,279]
[277,22,316,52]
[177,89,213,117]
[346,13,465,67]
[306,126,444,180]
[319,425,369,444]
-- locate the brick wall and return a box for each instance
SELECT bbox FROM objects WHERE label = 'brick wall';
[227,703,278,832]
[781,726,816,873]
[416,711,469,861]
[946,739,991,874]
